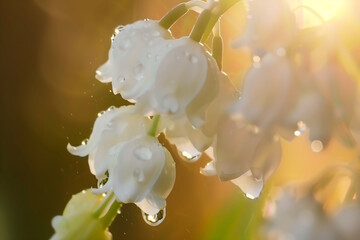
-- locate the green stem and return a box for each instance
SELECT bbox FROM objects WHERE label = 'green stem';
[148,115,161,137]
[200,0,241,43]
[212,21,223,69]
[159,3,188,29]
[190,9,213,42]
[101,200,122,229]
[93,192,115,218]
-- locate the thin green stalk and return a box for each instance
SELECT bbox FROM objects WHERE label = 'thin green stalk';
[200,0,241,43]
[148,115,161,137]
[101,200,122,228]
[159,3,188,29]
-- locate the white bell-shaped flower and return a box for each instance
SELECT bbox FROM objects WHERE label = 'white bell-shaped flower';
[236,53,295,131]
[67,106,151,179]
[133,37,220,129]
[95,20,172,97]
[263,190,340,240]
[93,135,176,215]
[234,0,296,53]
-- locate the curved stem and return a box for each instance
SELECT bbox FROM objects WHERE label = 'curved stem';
[159,1,208,29]
[148,115,161,137]
[101,200,122,229]
[293,5,325,24]
[212,20,223,69]
[199,0,241,43]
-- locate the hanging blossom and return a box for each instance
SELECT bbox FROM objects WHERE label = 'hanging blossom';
[232,0,358,151]
[51,190,113,240]
[96,19,223,159]
[233,0,296,55]
[263,186,360,240]
[68,106,176,215]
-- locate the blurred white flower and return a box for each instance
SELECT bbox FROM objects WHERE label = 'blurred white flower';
[235,53,295,133]
[263,190,340,240]
[234,0,296,54]
[334,204,360,240]
[51,190,112,240]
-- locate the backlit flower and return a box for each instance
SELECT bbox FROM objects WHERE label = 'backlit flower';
[51,190,112,240]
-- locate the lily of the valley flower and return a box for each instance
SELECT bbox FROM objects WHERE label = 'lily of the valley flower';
[67,106,176,215]
[95,19,172,97]
[93,135,176,215]
[263,189,340,240]
[51,190,112,240]
[234,0,296,54]
[131,37,220,128]
[67,106,151,180]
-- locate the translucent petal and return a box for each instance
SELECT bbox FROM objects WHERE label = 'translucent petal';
[110,136,166,203]
[231,170,263,199]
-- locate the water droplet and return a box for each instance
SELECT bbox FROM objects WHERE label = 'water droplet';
[311,140,323,152]
[102,193,107,197]
[98,172,109,188]
[179,151,201,162]
[245,193,256,200]
[133,168,145,182]
[81,138,89,145]
[134,64,144,81]
[97,111,106,117]
[134,146,152,161]
[189,55,198,64]
[107,106,116,111]
[294,130,301,137]
[114,25,125,35]
[118,39,130,50]
[144,18,150,21]
[162,95,179,113]
[117,209,121,214]
[200,161,216,176]
[152,31,160,37]
[146,52,152,58]
[142,208,166,226]
[81,190,86,194]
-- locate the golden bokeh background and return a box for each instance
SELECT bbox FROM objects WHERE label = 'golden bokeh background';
[1,0,359,239]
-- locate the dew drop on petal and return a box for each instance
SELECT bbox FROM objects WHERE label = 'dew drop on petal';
[179,151,201,163]
[311,140,323,152]
[117,209,121,214]
[134,146,152,161]
[142,208,166,226]
[134,64,144,81]
[81,138,89,145]
[245,193,256,200]
[114,25,125,35]
[97,111,106,117]
[119,39,131,50]
[152,31,160,37]
[189,55,198,64]
[133,168,145,182]
[162,95,179,113]
[107,106,116,112]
